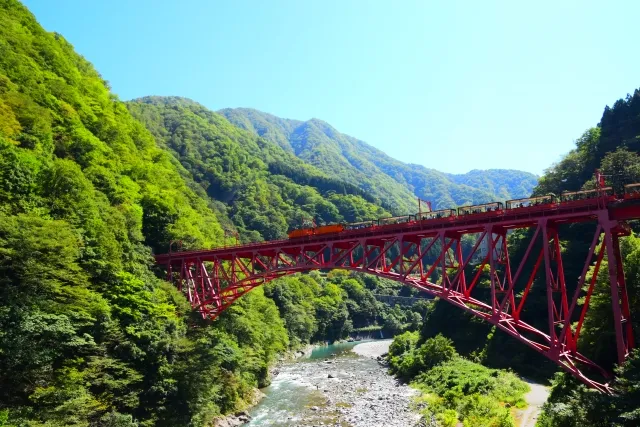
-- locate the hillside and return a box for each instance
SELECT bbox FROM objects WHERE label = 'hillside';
[127,96,390,241]
[0,3,425,425]
[0,2,288,425]
[219,108,538,210]
[533,90,640,426]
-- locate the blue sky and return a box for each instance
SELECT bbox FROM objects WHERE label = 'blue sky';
[23,0,640,175]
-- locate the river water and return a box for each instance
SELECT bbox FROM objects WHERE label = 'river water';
[247,340,420,427]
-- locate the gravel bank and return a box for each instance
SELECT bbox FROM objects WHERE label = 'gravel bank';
[352,339,392,358]
[248,340,421,426]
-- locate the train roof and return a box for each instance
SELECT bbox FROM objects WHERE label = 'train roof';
[458,201,503,209]
[506,194,555,204]
[561,187,612,195]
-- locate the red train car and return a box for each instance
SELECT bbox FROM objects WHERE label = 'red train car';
[344,220,377,231]
[506,195,556,212]
[416,209,457,223]
[560,187,614,208]
[458,202,503,219]
[624,183,640,200]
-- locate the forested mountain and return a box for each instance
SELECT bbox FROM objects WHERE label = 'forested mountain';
[0,2,424,425]
[446,169,539,200]
[220,108,538,210]
[0,1,292,425]
[126,96,390,242]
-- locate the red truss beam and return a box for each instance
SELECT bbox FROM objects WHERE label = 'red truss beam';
[156,203,640,393]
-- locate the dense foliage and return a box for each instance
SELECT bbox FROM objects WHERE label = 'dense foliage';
[219,108,538,211]
[0,4,429,425]
[537,350,640,427]
[387,332,528,426]
[127,97,390,241]
[0,3,291,425]
[531,91,640,426]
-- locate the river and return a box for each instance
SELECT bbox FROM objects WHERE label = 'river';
[246,339,421,426]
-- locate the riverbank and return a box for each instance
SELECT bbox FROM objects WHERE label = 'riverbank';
[247,339,421,426]
[213,344,316,427]
[352,340,391,358]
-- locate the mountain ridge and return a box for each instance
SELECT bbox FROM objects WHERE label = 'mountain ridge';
[219,107,538,210]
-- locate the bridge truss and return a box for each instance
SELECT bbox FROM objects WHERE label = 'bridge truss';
[156,199,640,392]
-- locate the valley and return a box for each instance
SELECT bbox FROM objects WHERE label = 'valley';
[1,1,640,427]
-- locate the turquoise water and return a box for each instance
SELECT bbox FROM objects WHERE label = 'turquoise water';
[307,341,364,360]
[247,340,371,426]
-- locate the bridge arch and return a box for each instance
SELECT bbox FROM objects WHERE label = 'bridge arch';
[156,210,636,393]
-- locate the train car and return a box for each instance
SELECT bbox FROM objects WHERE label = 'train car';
[287,228,314,239]
[506,194,557,211]
[314,224,345,236]
[416,208,457,222]
[344,220,378,231]
[560,187,614,207]
[624,183,640,200]
[458,202,504,218]
[377,215,415,227]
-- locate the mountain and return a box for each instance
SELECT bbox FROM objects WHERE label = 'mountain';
[127,96,390,241]
[0,3,421,422]
[219,108,538,210]
[0,2,291,424]
[445,169,540,200]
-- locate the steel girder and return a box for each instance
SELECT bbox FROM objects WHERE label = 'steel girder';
[157,209,635,393]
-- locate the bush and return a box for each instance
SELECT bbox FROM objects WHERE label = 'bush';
[388,333,457,379]
[416,334,457,371]
[389,330,528,427]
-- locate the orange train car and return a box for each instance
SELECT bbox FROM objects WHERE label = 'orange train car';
[314,224,344,235]
[287,228,314,239]
[287,224,345,239]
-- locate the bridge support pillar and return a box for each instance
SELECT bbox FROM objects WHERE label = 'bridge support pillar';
[602,219,634,365]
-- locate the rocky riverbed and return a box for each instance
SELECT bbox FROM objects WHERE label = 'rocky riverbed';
[246,340,421,426]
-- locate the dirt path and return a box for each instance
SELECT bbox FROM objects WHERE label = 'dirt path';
[518,380,549,427]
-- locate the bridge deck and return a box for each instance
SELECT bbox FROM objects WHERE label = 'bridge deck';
[156,197,640,263]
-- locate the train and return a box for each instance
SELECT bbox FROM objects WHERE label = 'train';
[286,183,640,240]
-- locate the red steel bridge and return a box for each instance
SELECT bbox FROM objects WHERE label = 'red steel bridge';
[156,185,640,393]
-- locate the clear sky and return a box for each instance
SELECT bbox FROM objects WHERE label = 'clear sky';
[22,0,640,175]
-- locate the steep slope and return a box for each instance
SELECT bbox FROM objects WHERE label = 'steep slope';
[0,2,289,425]
[220,108,538,209]
[127,96,391,241]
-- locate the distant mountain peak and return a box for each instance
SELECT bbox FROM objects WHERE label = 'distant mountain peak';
[219,107,538,210]
[131,95,207,109]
